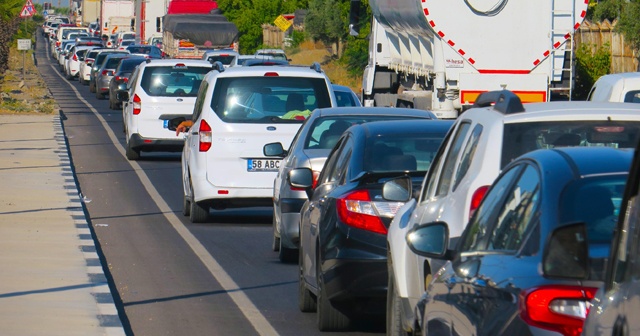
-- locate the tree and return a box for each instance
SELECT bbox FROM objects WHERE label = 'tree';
[304,0,344,55]
[0,0,23,73]
[591,0,640,53]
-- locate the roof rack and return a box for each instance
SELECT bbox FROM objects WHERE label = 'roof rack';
[310,62,322,73]
[211,61,225,73]
[473,90,525,114]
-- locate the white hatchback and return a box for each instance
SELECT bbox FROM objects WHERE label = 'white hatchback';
[119,59,213,160]
[180,62,336,223]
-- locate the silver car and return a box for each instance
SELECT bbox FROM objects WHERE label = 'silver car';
[263,107,437,262]
[95,53,128,99]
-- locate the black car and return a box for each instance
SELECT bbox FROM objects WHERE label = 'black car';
[108,56,146,110]
[126,44,163,59]
[402,146,632,336]
[290,119,453,331]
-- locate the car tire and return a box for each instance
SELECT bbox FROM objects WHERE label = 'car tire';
[125,139,140,161]
[189,180,209,223]
[387,260,407,336]
[96,90,105,100]
[317,272,350,331]
[182,188,191,217]
[279,239,298,263]
[272,211,280,252]
[298,247,316,313]
[89,80,96,93]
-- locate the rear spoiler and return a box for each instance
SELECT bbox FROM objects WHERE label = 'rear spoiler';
[350,170,426,184]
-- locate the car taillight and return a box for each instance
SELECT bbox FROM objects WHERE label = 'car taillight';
[469,185,490,219]
[72,54,77,61]
[520,285,598,336]
[123,77,128,83]
[56,41,60,47]
[290,170,321,191]
[199,120,212,152]
[264,72,279,77]
[132,94,141,115]
[337,189,403,235]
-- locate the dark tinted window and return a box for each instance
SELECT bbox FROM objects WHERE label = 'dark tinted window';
[624,90,640,103]
[334,90,358,107]
[559,175,626,244]
[104,56,126,69]
[86,50,100,60]
[206,55,236,65]
[210,76,332,123]
[436,122,471,196]
[364,132,447,172]
[117,58,146,72]
[140,65,211,97]
[453,124,482,191]
[502,121,640,168]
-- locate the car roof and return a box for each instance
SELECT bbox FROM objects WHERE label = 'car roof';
[203,50,239,56]
[350,119,454,137]
[211,64,327,78]
[312,106,437,119]
[517,146,633,177]
[139,59,212,67]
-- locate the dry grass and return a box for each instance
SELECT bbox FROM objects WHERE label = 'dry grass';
[288,40,362,94]
[0,46,55,115]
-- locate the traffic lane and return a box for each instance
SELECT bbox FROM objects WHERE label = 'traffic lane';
[36,41,261,335]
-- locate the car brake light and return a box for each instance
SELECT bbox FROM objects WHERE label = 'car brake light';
[199,120,212,152]
[469,185,490,219]
[337,189,402,235]
[132,94,141,115]
[520,285,598,336]
[56,41,60,47]
[72,54,77,61]
[264,72,279,77]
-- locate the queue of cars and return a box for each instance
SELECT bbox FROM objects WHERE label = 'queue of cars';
[43,21,640,334]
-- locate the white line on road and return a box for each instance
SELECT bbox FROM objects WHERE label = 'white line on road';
[46,46,279,336]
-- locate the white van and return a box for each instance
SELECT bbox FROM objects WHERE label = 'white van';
[588,72,640,103]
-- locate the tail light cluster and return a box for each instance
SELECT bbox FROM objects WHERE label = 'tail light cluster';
[101,70,114,76]
[132,94,141,115]
[520,285,598,336]
[72,54,77,61]
[336,189,404,235]
[199,120,212,152]
[469,185,490,219]
[114,76,128,83]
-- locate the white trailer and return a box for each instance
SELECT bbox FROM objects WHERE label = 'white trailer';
[100,0,135,36]
[80,0,100,25]
[135,0,169,43]
[351,0,589,118]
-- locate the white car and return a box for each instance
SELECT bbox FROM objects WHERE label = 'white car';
[254,48,289,61]
[79,48,106,85]
[588,72,640,103]
[201,50,240,68]
[384,90,640,336]
[65,45,98,80]
[119,59,213,160]
[180,62,337,223]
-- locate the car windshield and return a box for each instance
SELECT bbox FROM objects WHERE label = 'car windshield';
[559,175,626,244]
[86,50,100,60]
[140,65,211,97]
[118,58,145,72]
[502,121,640,167]
[104,56,126,69]
[211,76,332,123]
[363,132,445,172]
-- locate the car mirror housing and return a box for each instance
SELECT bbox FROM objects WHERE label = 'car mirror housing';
[288,168,314,198]
[263,142,285,157]
[406,221,450,258]
[543,222,589,280]
[382,176,412,202]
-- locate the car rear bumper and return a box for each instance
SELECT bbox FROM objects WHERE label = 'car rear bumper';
[321,258,387,314]
[128,133,185,152]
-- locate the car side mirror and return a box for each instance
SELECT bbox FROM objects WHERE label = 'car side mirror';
[406,221,452,259]
[263,142,286,157]
[543,222,589,280]
[382,176,412,202]
[116,90,129,102]
[288,168,314,199]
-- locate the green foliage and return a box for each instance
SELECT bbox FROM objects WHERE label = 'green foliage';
[573,43,611,100]
[616,1,640,52]
[290,29,306,48]
[591,0,624,21]
[305,0,345,53]
[339,0,370,77]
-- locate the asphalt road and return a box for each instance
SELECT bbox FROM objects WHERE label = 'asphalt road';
[35,33,385,336]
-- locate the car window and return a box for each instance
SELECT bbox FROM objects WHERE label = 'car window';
[192,81,210,121]
[317,137,346,186]
[436,121,471,196]
[329,137,353,185]
[453,124,483,191]
[486,164,541,252]
[104,56,126,69]
[460,165,522,252]
[420,130,452,202]
[334,90,358,107]
[210,76,332,124]
[140,65,211,97]
[624,90,640,103]
[206,54,237,65]
[502,121,640,168]
[364,132,446,172]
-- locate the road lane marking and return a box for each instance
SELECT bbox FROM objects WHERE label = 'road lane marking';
[45,45,279,336]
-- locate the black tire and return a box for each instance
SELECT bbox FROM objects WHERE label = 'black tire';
[298,247,316,312]
[279,240,298,263]
[182,189,191,217]
[272,210,280,252]
[387,261,407,336]
[125,139,140,161]
[189,181,209,223]
[316,254,350,331]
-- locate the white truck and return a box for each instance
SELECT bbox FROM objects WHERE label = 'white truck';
[80,0,100,26]
[100,0,135,37]
[350,0,589,118]
[134,0,168,44]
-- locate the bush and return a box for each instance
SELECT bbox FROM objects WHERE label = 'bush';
[573,43,611,100]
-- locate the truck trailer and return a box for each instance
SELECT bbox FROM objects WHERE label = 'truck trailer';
[350,0,589,118]
[80,0,100,25]
[100,0,135,36]
[162,13,239,59]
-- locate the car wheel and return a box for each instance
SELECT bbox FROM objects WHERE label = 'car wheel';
[279,239,298,263]
[96,90,105,100]
[317,254,350,331]
[387,260,407,336]
[189,180,209,223]
[182,184,191,217]
[125,139,140,161]
[298,247,316,312]
[272,210,280,252]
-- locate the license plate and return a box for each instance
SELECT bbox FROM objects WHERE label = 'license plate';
[163,119,169,128]
[247,159,281,172]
